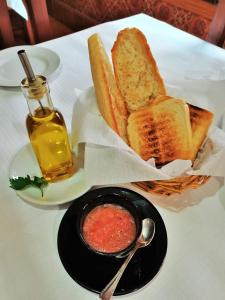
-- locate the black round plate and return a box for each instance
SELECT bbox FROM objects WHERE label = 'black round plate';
[57,187,167,295]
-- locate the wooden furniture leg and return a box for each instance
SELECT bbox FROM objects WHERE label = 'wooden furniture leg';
[26,0,53,42]
[207,0,225,46]
[22,0,36,45]
[0,0,15,47]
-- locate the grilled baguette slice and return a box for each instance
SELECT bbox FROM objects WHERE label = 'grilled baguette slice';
[127,98,193,165]
[189,104,214,160]
[151,96,214,161]
[88,33,128,143]
[112,28,166,112]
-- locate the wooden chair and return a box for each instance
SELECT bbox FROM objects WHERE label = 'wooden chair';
[0,0,52,49]
[207,0,225,47]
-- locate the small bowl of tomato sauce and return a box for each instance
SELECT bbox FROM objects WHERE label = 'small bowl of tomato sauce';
[77,188,142,258]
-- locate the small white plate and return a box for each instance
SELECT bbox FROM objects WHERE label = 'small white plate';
[0,45,61,87]
[9,144,91,206]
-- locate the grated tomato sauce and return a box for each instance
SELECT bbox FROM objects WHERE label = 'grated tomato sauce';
[82,204,136,253]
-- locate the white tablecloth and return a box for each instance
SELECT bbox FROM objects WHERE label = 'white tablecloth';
[0,14,225,300]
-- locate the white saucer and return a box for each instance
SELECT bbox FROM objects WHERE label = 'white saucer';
[0,45,61,87]
[9,144,91,206]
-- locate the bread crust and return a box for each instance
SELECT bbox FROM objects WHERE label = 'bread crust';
[189,104,214,160]
[112,28,166,112]
[88,34,128,143]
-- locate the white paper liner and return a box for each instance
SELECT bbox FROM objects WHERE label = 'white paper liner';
[71,79,225,211]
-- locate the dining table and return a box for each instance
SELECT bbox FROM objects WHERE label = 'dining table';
[0,13,225,300]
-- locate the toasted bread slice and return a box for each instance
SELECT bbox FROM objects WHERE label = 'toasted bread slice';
[112,28,166,112]
[189,104,214,160]
[144,96,214,161]
[151,98,214,154]
[88,34,128,143]
[127,98,193,165]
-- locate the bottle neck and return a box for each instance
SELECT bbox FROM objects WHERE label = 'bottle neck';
[21,75,54,118]
[27,91,54,118]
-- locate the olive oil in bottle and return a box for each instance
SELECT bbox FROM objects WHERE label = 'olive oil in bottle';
[18,50,75,182]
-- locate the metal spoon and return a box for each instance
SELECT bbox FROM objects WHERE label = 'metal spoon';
[99,218,155,300]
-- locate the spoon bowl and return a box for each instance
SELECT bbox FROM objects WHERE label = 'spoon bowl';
[136,218,155,248]
[99,218,155,300]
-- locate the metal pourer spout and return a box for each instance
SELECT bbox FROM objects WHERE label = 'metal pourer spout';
[18,49,36,83]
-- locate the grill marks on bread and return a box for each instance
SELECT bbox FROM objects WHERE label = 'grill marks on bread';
[112,28,166,112]
[127,98,194,165]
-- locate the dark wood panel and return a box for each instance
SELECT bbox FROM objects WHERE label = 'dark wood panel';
[165,0,216,19]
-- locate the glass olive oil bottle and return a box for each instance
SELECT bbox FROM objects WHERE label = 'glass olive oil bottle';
[18,50,75,182]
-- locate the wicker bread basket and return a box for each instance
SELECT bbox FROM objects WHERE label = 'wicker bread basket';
[133,175,210,196]
[133,138,213,196]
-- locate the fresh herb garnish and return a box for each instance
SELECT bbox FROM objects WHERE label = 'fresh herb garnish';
[9,175,48,197]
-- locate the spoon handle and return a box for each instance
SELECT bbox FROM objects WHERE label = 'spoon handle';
[99,245,139,300]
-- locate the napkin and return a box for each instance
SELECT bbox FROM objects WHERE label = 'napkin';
[71,79,225,211]
[72,88,192,185]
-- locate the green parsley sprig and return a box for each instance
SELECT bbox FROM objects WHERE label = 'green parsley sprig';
[9,175,48,197]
